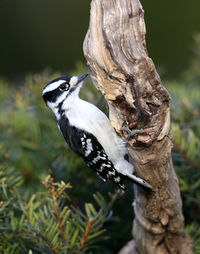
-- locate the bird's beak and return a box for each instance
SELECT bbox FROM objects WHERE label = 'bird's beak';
[77,72,89,84]
[69,73,89,91]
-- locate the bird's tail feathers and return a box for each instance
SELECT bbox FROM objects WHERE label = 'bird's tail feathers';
[122,173,153,191]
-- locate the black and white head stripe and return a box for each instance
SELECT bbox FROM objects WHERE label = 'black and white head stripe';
[42,75,85,104]
[42,77,68,104]
[42,76,71,95]
[42,74,87,96]
[42,80,67,95]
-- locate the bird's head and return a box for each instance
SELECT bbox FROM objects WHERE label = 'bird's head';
[42,73,89,110]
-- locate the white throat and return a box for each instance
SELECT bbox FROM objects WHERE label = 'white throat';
[47,87,81,121]
[61,86,81,111]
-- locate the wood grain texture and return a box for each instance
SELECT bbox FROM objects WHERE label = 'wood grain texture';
[83,0,193,253]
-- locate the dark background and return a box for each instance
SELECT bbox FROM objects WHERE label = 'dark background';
[0,0,200,79]
[0,1,200,253]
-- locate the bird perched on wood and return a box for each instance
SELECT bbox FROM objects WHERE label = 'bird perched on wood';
[42,73,152,191]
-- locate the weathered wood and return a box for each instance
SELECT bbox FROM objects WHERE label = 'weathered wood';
[83,0,193,253]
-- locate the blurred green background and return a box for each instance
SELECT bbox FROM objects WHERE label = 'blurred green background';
[0,0,200,79]
[0,1,200,253]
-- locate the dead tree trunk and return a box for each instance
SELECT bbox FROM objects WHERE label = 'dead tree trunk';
[83,0,193,253]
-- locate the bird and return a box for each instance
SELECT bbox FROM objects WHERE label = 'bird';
[42,73,152,192]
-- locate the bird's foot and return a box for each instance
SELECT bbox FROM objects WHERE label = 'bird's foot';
[122,121,144,140]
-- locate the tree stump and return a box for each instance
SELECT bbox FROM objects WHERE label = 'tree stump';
[83,0,193,253]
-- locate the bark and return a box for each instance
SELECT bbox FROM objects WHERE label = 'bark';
[83,0,193,253]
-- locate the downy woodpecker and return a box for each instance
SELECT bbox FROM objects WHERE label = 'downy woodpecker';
[42,73,152,191]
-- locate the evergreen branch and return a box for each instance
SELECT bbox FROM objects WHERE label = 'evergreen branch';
[36,231,58,254]
[80,218,93,247]
[51,183,66,242]
[44,176,66,242]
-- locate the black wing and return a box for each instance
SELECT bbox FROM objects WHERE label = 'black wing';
[58,117,125,191]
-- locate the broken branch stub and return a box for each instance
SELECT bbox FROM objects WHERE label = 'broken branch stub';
[83,0,192,253]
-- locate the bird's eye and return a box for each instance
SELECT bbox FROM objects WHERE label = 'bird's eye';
[59,82,69,91]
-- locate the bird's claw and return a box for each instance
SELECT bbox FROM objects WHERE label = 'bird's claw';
[122,121,144,141]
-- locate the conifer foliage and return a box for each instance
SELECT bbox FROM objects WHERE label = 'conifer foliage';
[0,169,114,254]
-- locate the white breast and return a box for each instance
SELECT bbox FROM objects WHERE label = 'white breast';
[63,97,126,165]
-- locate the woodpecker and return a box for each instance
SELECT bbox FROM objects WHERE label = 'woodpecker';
[42,73,152,191]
